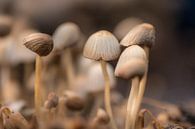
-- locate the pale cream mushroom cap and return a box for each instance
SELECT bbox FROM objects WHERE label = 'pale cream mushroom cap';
[120,23,155,47]
[115,45,147,79]
[83,30,121,61]
[53,22,81,50]
[114,17,142,40]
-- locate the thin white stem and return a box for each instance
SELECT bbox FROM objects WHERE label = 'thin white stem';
[35,55,42,116]
[100,60,118,129]
[133,46,149,129]
[63,48,75,88]
[125,77,140,129]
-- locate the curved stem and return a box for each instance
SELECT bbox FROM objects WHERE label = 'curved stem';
[63,48,75,88]
[133,46,149,129]
[35,55,42,116]
[125,77,140,129]
[100,60,118,129]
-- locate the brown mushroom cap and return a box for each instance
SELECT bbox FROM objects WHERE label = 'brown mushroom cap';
[83,30,121,61]
[53,22,81,50]
[23,33,54,56]
[115,45,147,79]
[120,23,155,48]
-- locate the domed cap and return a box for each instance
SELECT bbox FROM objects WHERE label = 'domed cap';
[23,33,54,56]
[120,23,155,48]
[53,22,81,50]
[0,15,13,37]
[114,17,142,40]
[83,30,121,61]
[115,45,147,79]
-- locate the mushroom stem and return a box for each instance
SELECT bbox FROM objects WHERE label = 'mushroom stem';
[132,46,149,129]
[35,55,43,116]
[125,76,140,129]
[63,48,75,87]
[100,60,118,129]
[1,66,10,102]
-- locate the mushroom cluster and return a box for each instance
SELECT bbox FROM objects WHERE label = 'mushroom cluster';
[0,13,192,129]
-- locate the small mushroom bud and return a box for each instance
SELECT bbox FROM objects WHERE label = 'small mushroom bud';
[23,33,53,56]
[64,91,85,111]
[44,92,59,109]
[0,15,13,37]
[95,108,110,124]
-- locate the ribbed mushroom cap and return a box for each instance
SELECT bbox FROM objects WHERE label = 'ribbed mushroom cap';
[0,15,13,37]
[83,30,121,61]
[53,22,81,50]
[115,45,147,79]
[114,17,142,40]
[120,23,155,48]
[23,33,54,56]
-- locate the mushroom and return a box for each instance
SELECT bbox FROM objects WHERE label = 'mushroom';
[0,15,13,37]
[53,22,81,87]
[120,23,155,129]
[115,45,147,129]
[23,33,54,116]
[0,37,22,103]
[90,108,110,129]
[114,17,142,40]
[83,30,120,129]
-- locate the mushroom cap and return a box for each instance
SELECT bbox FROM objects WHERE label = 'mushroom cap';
[64,90,85,111]
[120,23,155,48]
[83,30,121,61]
[115,45,147,79]
[53,22,81,50]
[23,33,54,56]
[96,108,110,124]
[114,17,142,40]
[0,15,13,37]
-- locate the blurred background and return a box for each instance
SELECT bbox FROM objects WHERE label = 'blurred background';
[0,0,195,105]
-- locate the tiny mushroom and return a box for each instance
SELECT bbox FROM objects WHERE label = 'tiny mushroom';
[23,33,54,116]
[83,30,120,129]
